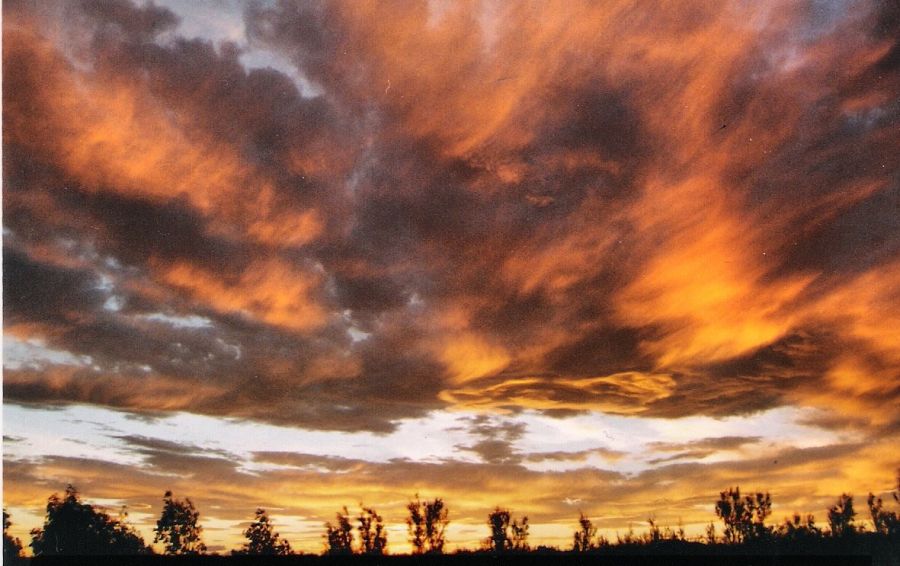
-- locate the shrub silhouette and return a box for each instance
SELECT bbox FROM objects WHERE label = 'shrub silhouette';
[867,470,900,537]
[646,517,662,544]
[407,494,449,554]
[235,508,292,555]
[154,490,206,555]
[572,512,600,551]
[324,506,354,555]
[511,514,530,551]
[641,517,685,544]
[487,507,529,552]
[776,512,821,544]
[357,505,387,555]
[616,524,637,545]
[29,485,150,556]
[827,493,856,537]
[714,487,771,543]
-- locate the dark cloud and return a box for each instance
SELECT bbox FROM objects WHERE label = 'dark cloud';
[777,183,900,280]
[524,447,626,463]
[116,435,232,459]
[251,451,360,474]
[544,326,650,378]
[83,192,247,273]
[648,436,763,453]
[113,435,240,479]
[462,440,521,466]
[645,436,763,465]
[3,0,899,442]
[453,415,527,465]
[3,248,106,326]
[643,333,830,418]
[77,0,178,41]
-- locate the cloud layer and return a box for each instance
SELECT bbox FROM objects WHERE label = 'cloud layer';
[5,0,898,434]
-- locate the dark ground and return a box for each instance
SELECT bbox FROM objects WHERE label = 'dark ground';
[25,553,879,566]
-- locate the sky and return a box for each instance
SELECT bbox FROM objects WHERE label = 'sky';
[2,0,899,555]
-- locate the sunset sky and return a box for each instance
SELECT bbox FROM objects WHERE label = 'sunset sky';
[3,0,899,555]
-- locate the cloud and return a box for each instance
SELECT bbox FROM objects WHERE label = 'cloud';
[454,415,527,465]
[648,436,763,454]
[645,436,763,465]
[440,371,677,415]
[3,0,899,443]
[524,448,626,464]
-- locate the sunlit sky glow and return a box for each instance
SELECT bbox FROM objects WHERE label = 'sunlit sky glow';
[3,0,899,555]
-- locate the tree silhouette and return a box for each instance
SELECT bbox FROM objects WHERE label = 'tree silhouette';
[324,506,353,555]
[573,512,598,551]
[827,494,856,538]
[357,505,387,555]
[511,515,530,551]
[236,508,292,555]
[3,510,25,564]
[29,485,149,555]
[714,487,771,543]
[776,513,821,543]
[488,507,511,552]
[867,470,900,537]
[487,507,529,552]
[154,491,206,555]
[407,497,425,554]
[15,474,900,558]
[406,495,449,554]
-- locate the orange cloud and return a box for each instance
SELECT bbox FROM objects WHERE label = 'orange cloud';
[4,21,322,251]
[616,174,815,367]
[161,259,327,333]
[440,333,511,385]
[440,371,674,415]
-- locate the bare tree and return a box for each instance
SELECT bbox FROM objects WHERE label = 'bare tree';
[573,512,598,552]
[511,515,530,551]
[324,507,353,555]
[714,487,771,543]
[867,470,900,537]
[357,505,387,555]
[827,494,856,538]
[487,507,528,552]
[407,495,449,554]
